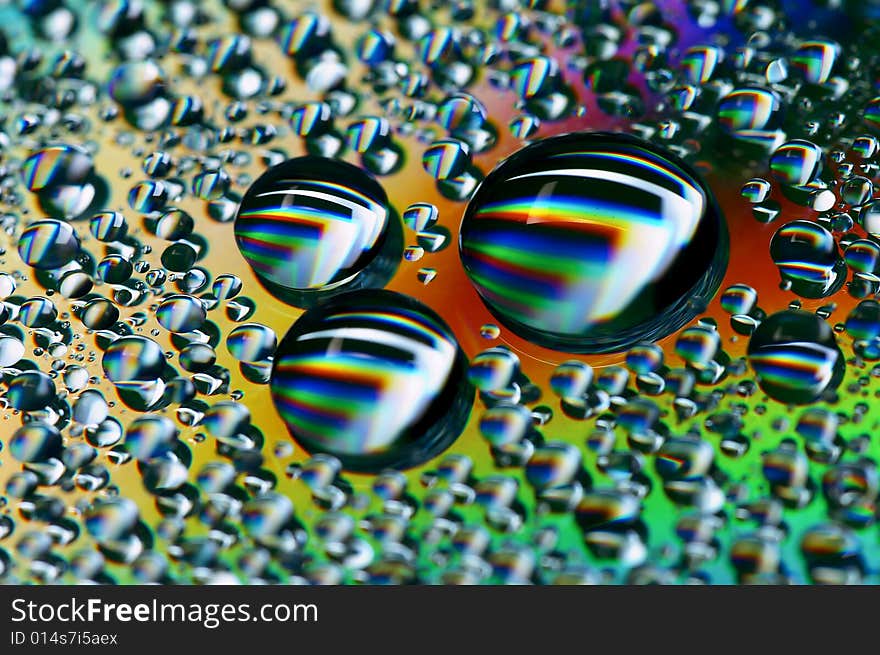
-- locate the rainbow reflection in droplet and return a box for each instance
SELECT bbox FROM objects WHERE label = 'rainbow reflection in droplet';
[747,310,845,405]
[459,131,727,353]
[269,290,474,472]
[234,155,392,297]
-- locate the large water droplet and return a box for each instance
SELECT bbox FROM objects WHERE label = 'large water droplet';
[459,131,728,353]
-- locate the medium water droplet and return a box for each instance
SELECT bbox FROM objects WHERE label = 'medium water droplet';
[269,290,474,472]
[748,310,844,404]
[234,156,398,304]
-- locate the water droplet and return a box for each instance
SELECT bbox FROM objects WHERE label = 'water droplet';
[402,202,438,232]
[226,323,276,363]
[212,274,242,301]
[9,423,62,462]
[550,360,594,399]
[234,156,398,302]
[7,370,56,411]
[422,139,471,180]
[0,336,25,367]
[525,442,582,491]
[18,219,81,270]
[747,310,844,404]
[846,300,880,340]
[680,45,724,84]
[459,132,728,353]
[22,144,101,219]
[80,298,120,330]
[124,415,178,461]
[102,335,166,383]
[479,402,532,446]
[858,200,880,238]
[89,211,127,242]
[468,347,519,392]
[675,325,720,369]
[769,140,824,187]
[840,176,873,208]
[242,492,294,540]
[741,178,771,203]
[73,389,109,426]
[717,87,784,148]
[192,169,230,200]
[575,489,641,532]
[156,295,206,333]
[770,221,845,298]
[720,283,758,315]
[269,290,474,471]
[109,59,166,107]
[84,497,139,543]
[625,343,664,374]
[790,39,840,85]
[844,240,880,274]
[153,208,193,241]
